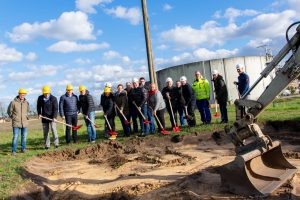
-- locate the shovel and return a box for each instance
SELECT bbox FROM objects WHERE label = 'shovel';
[152,111,170,135]
[167,98,180,132]
[213,100,220,118]
[132,102,150,124]
[115,104,131,125]
[85,116,100,128]
[184,106,193,120]
[103,114,117,136]
[40,115,82,131]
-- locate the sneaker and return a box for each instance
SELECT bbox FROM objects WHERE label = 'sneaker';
[12,152,16,156]
[91,140,96,143]
[21,149,26,153]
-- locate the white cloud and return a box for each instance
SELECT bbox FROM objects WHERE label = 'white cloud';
[155,48,238,69]
[163,4,173,11]
[76,0,112,13]
[8,11,95,42]
[157,44,168,50]
[103,50,131,63]
[75,58,92,65]
[247,38,272,48]
[105,6,142,25]
[0,43,23,64]
[287,0,300,13]
[47,41,109,53]
[8,65,63,81]
[160,10,296,49]
[25,52,37,61]
[214,7,259,23]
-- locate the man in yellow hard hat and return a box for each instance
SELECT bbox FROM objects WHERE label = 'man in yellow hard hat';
[59,84,79,144]
[37,86,59,149]
[78,85,97,143]
[100,86,116,138]
[7,88,30,155]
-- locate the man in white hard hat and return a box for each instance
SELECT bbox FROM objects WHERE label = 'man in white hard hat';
[180,76,196,127]
[212,70,228,123]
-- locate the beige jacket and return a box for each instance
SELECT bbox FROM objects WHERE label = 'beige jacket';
[7,97,30,128]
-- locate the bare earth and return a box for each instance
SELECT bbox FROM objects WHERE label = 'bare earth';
[12,121,300,200]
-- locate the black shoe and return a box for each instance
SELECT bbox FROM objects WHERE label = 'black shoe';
[55,145,59,149]
[45,146,49,150]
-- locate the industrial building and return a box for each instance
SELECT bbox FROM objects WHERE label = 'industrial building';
[156,56,273,103]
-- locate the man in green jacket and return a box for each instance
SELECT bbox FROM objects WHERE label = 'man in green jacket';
[7,88,30,155]
[192,71,211,124]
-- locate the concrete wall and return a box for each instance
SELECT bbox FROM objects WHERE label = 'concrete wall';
[156,56,272,102]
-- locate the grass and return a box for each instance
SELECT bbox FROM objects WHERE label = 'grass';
[0,97,300,198]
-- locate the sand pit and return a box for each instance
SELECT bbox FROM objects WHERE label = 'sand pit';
[12,122,300,200]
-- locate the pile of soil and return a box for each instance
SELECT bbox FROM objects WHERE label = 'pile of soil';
[11,121,300,200]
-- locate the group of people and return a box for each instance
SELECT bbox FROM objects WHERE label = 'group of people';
[7,64,249,155]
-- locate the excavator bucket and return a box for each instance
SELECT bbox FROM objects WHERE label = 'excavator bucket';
[219,141,297,196]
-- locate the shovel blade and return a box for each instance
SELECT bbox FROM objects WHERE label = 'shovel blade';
[219,141,297,196]
[161,129,170,135]
[109,130,118,135]
[213,113,220,118]
[173,127,181,132]
[72,125,82,131]
[125,120,131,125]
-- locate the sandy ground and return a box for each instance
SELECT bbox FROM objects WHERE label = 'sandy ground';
[11,121,300,200]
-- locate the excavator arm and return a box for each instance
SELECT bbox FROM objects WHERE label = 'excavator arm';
[220,22,300,196]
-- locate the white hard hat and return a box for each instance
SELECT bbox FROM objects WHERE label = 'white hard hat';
[105,82,112,88]
[180,76,187,81]
[165,77,173,82]
[236,64,244,69]
[212,70,219,75]
[132,78,139,83]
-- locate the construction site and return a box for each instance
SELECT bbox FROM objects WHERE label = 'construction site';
[1,1,300,200]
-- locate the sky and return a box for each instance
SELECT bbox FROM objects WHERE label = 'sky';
[0,0,299,112]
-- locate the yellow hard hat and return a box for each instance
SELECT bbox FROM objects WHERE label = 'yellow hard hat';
[18,88,27,94]
[66,84,73,90]
[104,87,111,93]
[42,85,51,94]
[79,85,86,92]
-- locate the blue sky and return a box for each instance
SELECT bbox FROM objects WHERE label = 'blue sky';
[0,0,299,110]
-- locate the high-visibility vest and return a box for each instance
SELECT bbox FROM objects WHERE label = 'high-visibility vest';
[192,78,210,100]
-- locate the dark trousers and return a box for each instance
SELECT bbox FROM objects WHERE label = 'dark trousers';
[219,101,228,122]
[65,114,78,144]
[186,103,196,127]
[196,99,211,123]
[118,113,131,136]
[154,109,165,131]
[105,115,115,132]
[166,101,178,127]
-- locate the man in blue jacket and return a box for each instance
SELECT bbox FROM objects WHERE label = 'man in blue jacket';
[59,84,80,144]
[234,64,250,97]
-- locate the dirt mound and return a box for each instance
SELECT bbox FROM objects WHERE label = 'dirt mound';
[266,120,300,132]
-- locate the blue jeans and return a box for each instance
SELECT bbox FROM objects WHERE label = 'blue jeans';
[177,106,185,126]
[147,109,155,133]
[12,127,27,153]
[84,112,97,142]
[196,99,211,123]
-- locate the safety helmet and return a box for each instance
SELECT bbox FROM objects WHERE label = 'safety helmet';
[104,86,111,93]
[212,70,219,75]
[165,77,173,83]
[105,82,112,88]
[236,64,244,69]
[79,85,86,92]
[18,88,27,94]
[66,84,73,90]
[180,76,187,81]
[42,85,51,94]
[132,78,139,83]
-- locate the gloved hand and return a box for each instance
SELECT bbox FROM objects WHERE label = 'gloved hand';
[52,118,56,122]
[38,114,41,119]
[84,115,88,119]
[166,92,170,99]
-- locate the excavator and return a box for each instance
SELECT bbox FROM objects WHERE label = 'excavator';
[219,22,300,196]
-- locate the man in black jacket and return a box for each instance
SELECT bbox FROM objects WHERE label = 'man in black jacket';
[59,84,80,144]
[212,70,228,123]
[37,86,59,149]
[100,87,116,138]
[180,76,196,127]
[79,85,96,142]
[161,77,179,128]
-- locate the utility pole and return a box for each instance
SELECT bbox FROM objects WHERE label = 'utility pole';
[141,0,157,85]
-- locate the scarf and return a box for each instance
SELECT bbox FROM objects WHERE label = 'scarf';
[148,88,157,97]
